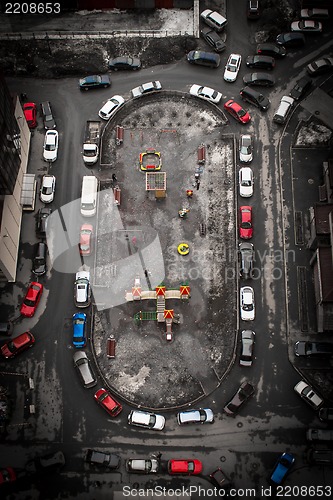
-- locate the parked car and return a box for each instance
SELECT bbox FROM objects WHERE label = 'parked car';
[200,9,227,32]
[307,448,333,465]
[200,27,226,53]
[168,459,202,475]
[257,43,286,58]
[32,242,47,276]
[94,387,123,417]
[269,452,295,485]
[131,81,162,98]
[79,75,111,90]
[189,84,222,104]
[273,95,294,124]
[36,207,52,236]
[294,380,324,410]
[125,459,159,474]
[306,428,333,441]
[246,55,275,70]
[73,351,97,388]
[240,86,270,111]
[239,242,254,279]
[239,134,253,162]
[128,410,165,430]
[239,206,253,239]
[319,407,333,422]
[20,282,43,317]
[240,286,255,321]
[108,56,141,71]
[294,341,333,357]
[223,381,255,416]
[74,270,91,308]
[1,331,35,359]
[224,100,251,124]
[243,72,275,87]
[240,330,255,366]
[291,20,322,32]
[86,449,120,469]
[187,50,220,67]
[72,313,86,348]
[0,467,16,485]
[247,0,260,19]
[0,321,13,337]
[40,174,56,203]
[300,8,329,20]
[23,102,37,128]
[307,57,333,76]
[25,451,65,474]
[276,32,306,48]
[43,130,58,162]
[239,167,253,197]
[224,53,242,82]
[289,76,312,100]
[177,408,214,425]
[79,224,93,256]
[98,95,125,120]
[209,467,231,489]
[41,101,56,129]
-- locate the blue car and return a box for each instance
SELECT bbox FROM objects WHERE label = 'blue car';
[269,452,295,485]
[79,75,111,91]
[72,313,87,348]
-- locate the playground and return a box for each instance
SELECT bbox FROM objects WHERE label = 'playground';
[92,93,238,409]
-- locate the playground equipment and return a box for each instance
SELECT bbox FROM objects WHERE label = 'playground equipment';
[116,125,124,146]
[186,189,193,198]
[113,185,121,206]
[140,148,162,171]
[179,207,190,218]
[197,143,206,164]
[145,172,167,199]
[177,243,190,256]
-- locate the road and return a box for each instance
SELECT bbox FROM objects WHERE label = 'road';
[1,2,333,499]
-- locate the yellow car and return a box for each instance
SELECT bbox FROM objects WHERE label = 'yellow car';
[139,148,162,171]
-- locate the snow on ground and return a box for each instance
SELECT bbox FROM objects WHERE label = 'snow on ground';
[295,121,332,146]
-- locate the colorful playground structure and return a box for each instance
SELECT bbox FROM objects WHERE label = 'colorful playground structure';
[125,276,190,341]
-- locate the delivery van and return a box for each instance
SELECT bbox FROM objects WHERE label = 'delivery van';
[80,176,99,217]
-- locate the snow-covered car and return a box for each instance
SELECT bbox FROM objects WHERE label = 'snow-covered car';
[239,167,253,197]
[239,134,253,162]
[291,20,322,32]
[43,130,58,162]
[40,174,56,204]
[74,270,91,308]
[240,286,255,321]
[190,84,222,104]
[131,81,162,98]
[224,53,242,82]
[98,95,125,120]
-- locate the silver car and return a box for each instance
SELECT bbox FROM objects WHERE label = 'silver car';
[128,410,165,431]
[240,330,255,367]
[177,408,214,425]
[125,458,159,474]
[239,134,253,162]
[73,351,97,389]
[131,81,162,98]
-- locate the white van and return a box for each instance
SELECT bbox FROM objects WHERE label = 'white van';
[200,9,228,32]
[273,96,294,124]
[80,176,98,217]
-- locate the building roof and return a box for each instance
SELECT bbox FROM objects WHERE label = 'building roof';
[314,203,333,235]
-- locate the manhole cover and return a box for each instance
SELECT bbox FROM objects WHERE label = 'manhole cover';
[237,421,243,428]
[308,178,314,184]
[220,456,226,462]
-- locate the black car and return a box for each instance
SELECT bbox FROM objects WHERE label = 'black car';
[200,27,226,53]
[240,86,270,111]
[307,57,333,76]
[289,76,312,100]
[79,75,111,91]
[276,32,306,48]
[246,55,275,70]
[86,449,120,469]
[209,467,232,489]
[36,207,52,236]
[223,381,255,416]
[41,101,56,130]
[243,72,275,87]
[319,407,333,423]
[247,0,260,19]
[294,341,333,357]
[32,242,47,276]
[25,451,65,474]
[108,56,141,71]
[257,43,286,58]
[239,242,254,279]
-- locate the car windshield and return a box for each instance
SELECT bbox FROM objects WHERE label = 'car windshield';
[74,336,84,342]
[149,415,156,426]
[42,186,52,195]
[242,180,252,186]
[241,221,252,228]
[74,317,85,325]
[5,341,16,353]
[24,298,35,306]
[243,303,253,311]
[238,109,246,117]
[45,142,55,151]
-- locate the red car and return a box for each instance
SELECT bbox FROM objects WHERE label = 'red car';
[224,99,251,124]
[79,224,93,256]
[168,459,202,475]
[20,282,43,317]
[94,388,123,417]
[23,102,37,128]
[1,331,35,359]
[239,206,253,239]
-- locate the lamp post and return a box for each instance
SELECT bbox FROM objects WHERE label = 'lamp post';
[45,33,52,55]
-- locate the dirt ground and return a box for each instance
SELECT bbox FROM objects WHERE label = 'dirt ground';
[90,93,238,409]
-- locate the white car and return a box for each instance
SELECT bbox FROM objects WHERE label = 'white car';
[224,53,242,82]
[128,410,165,431]
[240,286,255,321]
[43,130,58,162]
[125,459,159,474]
[291,20,322,32]
[98,95,125,120]
[74,270,91,308]
[200,9,228,32]
[294,381,324,410]
[189,84,222,104]
[131,81,162,98]
[240,330,255,367]
[40,174,56,204]
[177,408,214,425]
[239,134,253,162]
[239,167,253,197]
